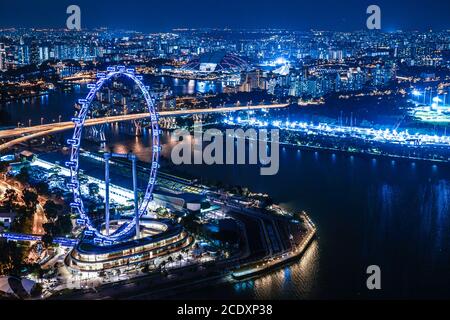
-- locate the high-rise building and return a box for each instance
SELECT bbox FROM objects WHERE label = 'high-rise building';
[30,41,39,65]
[0,43,6,71]
[240,69,266,92]
[39,46,50,62]
[17,37,30,65]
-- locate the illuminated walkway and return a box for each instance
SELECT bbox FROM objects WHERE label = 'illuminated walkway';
[0,232,78,247]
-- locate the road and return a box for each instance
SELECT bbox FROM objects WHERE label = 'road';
[0,104,288,139]
[33,198,48,236]
[0,177,47,236]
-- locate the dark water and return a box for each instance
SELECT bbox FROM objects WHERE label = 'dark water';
[1,76,224,126]
[105,130,450,299]
[3,83,450,299]
[1,85,83,126]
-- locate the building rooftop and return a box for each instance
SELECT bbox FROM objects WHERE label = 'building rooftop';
[182,51,249,73]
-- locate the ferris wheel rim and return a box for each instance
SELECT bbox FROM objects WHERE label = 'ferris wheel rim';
[66,66,160,243]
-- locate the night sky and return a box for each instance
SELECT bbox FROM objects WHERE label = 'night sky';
[0,0,449,31]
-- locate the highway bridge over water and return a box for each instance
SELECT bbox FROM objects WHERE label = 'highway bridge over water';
[0,104,288,152]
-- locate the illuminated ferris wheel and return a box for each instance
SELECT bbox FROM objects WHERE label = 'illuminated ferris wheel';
[66,66,160,243]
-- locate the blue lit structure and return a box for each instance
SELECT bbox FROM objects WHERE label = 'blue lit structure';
[224,116,450,146]
[0,232,78,247]
[409,88,450,123]
[66,67,161,243]
[65,220,192,272]
[182,51,249,74]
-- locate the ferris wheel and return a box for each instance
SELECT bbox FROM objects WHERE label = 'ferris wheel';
[66,66,160,243]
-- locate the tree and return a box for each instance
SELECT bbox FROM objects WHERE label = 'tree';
[16,167,30,184]
[88,183,100,197]
[43,200,72,237]
[22,189,39,212]
[43,200,61,222]
[0,161,9,173]
[141,264,150,273]
[2,188,18,210]
[43,223,57,236]
[181,212,200,234]
[177,254,183,267]
[11,206,33,233]
[0,239,26,276]
[29,263,45,280]
[56,214,73,235]
[41,234,54,248]
[34,181,49,195]
[155,207,168,218]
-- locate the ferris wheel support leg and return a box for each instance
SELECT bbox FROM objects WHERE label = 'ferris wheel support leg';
[132,155,139,239]
[104,153,111,236]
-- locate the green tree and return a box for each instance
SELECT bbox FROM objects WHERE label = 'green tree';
[2,188,18,210]
[0,161,9,173]
[177,254,183,267]
[0,239,26,276]
[56,214,73,235]
[16,167,30,184]
[34,181,49,195]
[22,189,39,212]
[11,205,33,233]
[43,200,62,222]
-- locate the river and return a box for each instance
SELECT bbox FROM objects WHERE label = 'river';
[2,81,450,299]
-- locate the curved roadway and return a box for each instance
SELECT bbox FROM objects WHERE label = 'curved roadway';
[0,104,288,152]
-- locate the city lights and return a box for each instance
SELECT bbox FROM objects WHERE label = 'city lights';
[0,1,449,303]
[227,116,450,146]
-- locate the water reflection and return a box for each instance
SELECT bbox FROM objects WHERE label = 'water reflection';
[231,240,320,300]
[5,89,450,298]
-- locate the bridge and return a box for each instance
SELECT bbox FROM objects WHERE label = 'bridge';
[0,104,288,152]
[0,232,78,247]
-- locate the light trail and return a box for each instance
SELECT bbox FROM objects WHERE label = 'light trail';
[0,104,287,152]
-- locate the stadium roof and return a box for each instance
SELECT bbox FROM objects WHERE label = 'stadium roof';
[182,51,249,73]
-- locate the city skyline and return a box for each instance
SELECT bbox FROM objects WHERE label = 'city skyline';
[1,0,450,304]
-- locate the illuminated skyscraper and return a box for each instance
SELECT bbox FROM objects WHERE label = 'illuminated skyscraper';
[0,43,6,71]
[17,37,30,65]
[30,41,39,65]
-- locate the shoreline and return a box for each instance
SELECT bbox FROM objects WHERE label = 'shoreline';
[280,141,450,164]
[231,215,316,281]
